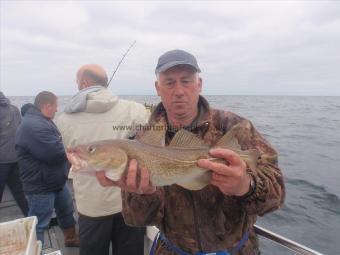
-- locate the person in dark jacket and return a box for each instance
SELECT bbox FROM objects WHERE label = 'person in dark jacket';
[15,91,79,247]
[0,91,29,216]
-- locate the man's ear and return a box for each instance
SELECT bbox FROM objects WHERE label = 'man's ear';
[155,81,160,96]
[198,77,202,93]
[39,104,49,117]
[78,76,91,89]
[83,78,91,88]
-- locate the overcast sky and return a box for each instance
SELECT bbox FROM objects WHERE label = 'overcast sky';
[1,1,339,96]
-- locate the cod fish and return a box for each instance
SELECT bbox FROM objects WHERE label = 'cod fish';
[70,120,260,190]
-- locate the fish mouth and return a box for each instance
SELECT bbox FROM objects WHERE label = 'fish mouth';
[71,156,89,171]
[67,148,89,171]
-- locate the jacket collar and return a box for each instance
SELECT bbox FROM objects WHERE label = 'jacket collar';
[22,103,51,120]
[150,95,213,135]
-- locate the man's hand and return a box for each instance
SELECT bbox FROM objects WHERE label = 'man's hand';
[197,148,251,196]
[96,159,156,195]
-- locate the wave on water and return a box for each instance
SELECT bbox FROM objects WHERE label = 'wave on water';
[259,177,340,232]
[286,178,340,216]
[258,177,340,254]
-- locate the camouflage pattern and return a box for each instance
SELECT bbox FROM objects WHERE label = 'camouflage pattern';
[122,96,285,255]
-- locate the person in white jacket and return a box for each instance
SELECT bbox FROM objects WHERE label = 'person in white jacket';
[56,64,149,255]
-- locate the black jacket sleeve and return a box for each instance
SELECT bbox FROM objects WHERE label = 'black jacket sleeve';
[25,121,67,164]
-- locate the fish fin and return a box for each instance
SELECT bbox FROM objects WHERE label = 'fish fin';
[104,160,128,181]
[169,129,207,148]
[213,120,253,149]
[177,181,208,190]
[137,124,166,146]
[176,168,211,190]
[213,123,243,150]
[214,135,241,150]
[213,120,260,171]
[150,175,176,186]
[239,149,260,172]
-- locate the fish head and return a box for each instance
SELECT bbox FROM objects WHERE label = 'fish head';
[68,141,128,181]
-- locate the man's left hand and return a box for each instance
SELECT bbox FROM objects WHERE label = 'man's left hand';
[197,148,251,196]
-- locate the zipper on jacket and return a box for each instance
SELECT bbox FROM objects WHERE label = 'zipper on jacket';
[188,191,203,251]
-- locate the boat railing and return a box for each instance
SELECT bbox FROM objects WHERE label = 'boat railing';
[1,182,324,255]
[145,225,324,255]
[254,225,323,255]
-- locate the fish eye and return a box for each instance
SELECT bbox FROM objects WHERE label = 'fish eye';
[88,146,96,154]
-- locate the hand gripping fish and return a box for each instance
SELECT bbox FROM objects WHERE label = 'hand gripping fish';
[69,120,260,190]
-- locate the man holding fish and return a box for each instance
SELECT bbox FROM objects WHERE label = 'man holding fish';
[69,49,285,255]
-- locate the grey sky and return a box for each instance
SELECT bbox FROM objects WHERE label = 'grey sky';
[1,1,339,96]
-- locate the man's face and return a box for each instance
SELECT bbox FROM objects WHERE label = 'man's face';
[44,100,58,119]
[155,65,202,124]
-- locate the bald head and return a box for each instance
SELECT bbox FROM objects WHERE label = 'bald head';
[76,64,108,90]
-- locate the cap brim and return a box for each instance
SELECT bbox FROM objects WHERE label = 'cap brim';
[155,61,201,74]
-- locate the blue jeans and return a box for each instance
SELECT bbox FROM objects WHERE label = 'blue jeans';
[27,183,76,246]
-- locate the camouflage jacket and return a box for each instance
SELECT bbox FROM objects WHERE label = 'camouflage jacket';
[122,96,285,255]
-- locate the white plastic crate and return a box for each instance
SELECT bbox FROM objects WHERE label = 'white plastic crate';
[0,216,38,255]
[35,241,41,255]
[43,251,62,255]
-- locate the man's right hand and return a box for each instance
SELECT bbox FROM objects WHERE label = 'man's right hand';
[96,159,156,195]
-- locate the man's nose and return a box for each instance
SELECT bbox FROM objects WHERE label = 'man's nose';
[173,84,185,96]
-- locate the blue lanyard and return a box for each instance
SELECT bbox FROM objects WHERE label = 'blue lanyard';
[195,252,230,255]
[149,231,249,255]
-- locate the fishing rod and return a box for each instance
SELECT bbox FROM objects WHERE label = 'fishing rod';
[107,40,136,87]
